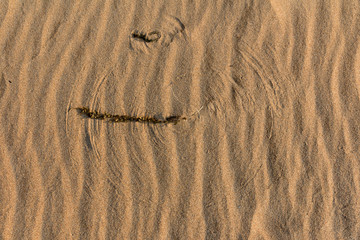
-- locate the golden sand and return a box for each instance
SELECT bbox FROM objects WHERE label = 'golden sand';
[0,1,359,239]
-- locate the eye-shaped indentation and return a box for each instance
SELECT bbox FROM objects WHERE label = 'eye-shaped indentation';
[129,30,162,52]
[131,30,161,43]
[129,16,186,52]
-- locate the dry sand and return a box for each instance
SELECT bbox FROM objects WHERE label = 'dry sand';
[0,0,360,239]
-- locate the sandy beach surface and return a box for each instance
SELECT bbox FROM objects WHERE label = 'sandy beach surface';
[1,1,360,239]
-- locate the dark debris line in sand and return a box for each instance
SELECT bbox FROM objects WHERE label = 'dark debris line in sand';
[131,30,161,43]
[74,107,187,125]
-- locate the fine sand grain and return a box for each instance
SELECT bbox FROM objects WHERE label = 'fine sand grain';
[1,0,360,239]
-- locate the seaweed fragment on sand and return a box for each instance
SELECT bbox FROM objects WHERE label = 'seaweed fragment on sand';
[74,107,186,125]
[131,30,161,43]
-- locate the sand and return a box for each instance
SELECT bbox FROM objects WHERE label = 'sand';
[0,0,360,239]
